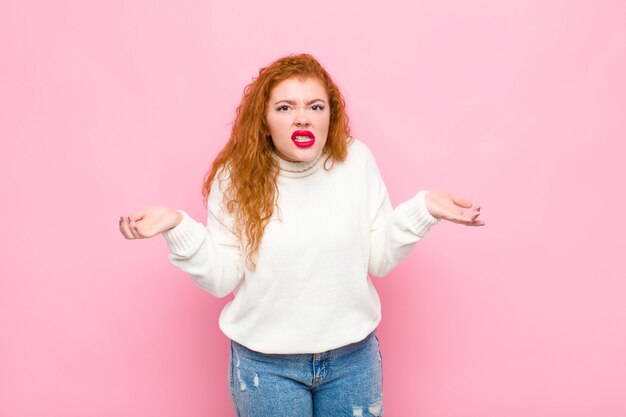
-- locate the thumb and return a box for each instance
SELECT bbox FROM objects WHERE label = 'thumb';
[451,195,472,208]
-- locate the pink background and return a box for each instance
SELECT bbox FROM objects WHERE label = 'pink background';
[2,0,625,415]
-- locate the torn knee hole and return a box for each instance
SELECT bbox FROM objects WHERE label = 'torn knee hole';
[368,400,383,416]
[352,400,383,416]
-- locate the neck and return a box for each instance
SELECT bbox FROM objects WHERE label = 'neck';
[272,151,326,178]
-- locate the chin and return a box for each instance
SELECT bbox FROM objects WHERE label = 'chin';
[276,146,320,163]
[296,148,324,162]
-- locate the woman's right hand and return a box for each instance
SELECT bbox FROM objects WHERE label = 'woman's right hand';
[119,206,183,240]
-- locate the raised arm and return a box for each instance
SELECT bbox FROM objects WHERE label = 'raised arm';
[119,177,245,298]
[365,148,484,278]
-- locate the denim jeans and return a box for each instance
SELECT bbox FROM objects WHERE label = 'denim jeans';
[228,329,384,417]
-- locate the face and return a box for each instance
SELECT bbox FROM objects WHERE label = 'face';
[266,76,330,163]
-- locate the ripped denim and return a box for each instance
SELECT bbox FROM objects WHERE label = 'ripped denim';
[229,329,384,417]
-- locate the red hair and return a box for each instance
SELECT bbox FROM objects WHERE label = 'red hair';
[202,54,351,269]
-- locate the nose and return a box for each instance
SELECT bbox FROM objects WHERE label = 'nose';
[294,107,310,127]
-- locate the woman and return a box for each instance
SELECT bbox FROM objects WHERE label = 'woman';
[119,53,484,417]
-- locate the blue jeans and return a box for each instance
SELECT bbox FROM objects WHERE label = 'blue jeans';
[228,329,384,417]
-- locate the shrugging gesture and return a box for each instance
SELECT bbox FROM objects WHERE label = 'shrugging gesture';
[117,53,487,417]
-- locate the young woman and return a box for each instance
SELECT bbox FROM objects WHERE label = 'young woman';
[119,53,484,417]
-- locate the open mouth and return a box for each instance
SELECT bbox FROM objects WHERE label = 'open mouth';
[291,130,316,148]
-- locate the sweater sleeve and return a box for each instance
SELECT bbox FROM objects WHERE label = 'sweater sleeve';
[161,177,245,297]
[365,148,440,278]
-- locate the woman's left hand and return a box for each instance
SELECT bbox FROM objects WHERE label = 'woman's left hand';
[425,191,485,226]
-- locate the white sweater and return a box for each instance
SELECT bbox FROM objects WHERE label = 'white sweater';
[163,139,439,354]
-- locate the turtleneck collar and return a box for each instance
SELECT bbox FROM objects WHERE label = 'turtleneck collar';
[272,151,326,178]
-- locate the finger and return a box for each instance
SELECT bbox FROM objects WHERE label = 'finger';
[128,217,143,239]
[467,211,485,226]
[469,219,486,226]
[443,212,485,226]
[127,212,145,223]
[451,195,473,209]
[134,220,159,239]
[119,216,132,239]
[133,223,150,239]
[119,216,135,239]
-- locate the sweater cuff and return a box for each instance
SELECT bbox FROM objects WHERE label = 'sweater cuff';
[162,210,207,256]
[401,190,440,236]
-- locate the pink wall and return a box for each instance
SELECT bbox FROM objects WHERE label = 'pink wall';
[2,0,625,415]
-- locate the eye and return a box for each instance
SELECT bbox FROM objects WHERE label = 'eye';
[276,105,292,112]
[310,104,325,111]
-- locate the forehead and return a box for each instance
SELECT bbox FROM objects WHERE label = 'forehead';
[269,76,328,100]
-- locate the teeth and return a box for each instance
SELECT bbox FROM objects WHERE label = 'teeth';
[293,135,313,142]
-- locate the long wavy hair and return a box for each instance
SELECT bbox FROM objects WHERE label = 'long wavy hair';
[202,54,351,270]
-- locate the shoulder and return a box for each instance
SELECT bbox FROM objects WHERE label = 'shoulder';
[344,137,378,168]
[346,137,375,160]
[212,165,233,191]
[331,137,381,181]
[206,165,233,209]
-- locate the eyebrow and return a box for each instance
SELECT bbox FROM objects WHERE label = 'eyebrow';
[273,99,327,106]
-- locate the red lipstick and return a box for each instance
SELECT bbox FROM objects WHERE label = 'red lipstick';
[291,130,316,148]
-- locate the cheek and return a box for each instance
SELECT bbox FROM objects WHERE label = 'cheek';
[267,116,289,136]
[320,114,331,134]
